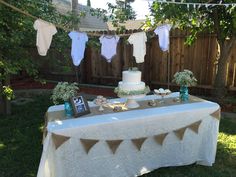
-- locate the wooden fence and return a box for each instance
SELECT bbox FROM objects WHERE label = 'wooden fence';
[37,29,236,95]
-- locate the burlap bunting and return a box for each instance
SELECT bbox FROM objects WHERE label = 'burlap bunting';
[174,127,187,140]
[106,140,123,154]
[80,139,99,154]
[210,109,221,120]
[154,133,168,145]
[188,120,202,134]
[51,133,70,150]
[131,138,147,151]
[51,120,204,152]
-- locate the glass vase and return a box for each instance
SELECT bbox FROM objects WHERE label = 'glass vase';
[64,101,73,118]
[179,86,189,101]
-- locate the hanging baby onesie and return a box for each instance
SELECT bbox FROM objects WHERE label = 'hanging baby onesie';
[154,24,172,52]
[99,35,120,62]
[128,32,147,63]
[68,31,88,66]
[33,19,57,56]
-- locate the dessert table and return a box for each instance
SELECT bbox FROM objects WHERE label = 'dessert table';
[37,93,220,177]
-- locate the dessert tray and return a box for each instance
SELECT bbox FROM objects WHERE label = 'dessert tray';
[154,88,171,103]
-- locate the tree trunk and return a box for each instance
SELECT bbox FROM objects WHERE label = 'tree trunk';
[213,37,236,98]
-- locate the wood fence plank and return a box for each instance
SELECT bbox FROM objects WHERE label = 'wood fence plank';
[33,29,236,92]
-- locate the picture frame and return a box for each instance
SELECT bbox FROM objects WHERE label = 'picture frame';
[70,95,90,117]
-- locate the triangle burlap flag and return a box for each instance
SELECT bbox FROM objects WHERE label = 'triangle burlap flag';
[174,127,187,141]
[188,120,202,134]
[154,133,168,145]
[80,139,99,154]
[210,109,221,120]
[131,137,147,151]
[106,140,123,154]
[52,133,70,150]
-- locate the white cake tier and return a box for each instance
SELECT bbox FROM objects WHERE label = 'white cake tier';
[122,70,141,83]
[118,81,145,92]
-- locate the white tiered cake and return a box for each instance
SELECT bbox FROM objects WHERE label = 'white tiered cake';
[118,70,145,92]
[115,70,149,108]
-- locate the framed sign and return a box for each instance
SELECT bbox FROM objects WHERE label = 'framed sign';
[70,95,90,117]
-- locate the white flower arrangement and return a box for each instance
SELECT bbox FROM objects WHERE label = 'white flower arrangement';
[51,82,79,105]
[173,69,197,87]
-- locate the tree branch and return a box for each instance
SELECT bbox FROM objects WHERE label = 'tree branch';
[213,8,223,47]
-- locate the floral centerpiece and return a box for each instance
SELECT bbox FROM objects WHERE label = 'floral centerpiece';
[51,82,79,117]
[172,69,197,101]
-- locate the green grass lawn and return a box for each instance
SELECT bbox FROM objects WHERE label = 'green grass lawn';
[0,94,235,177]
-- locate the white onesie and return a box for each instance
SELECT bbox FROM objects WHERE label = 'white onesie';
[128,32,147,63]
[33,19,57,56]
[99,35,120,62]
[68,31,88,66]
[154,24,172,52]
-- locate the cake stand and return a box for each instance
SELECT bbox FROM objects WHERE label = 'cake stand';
[119,94,146,109]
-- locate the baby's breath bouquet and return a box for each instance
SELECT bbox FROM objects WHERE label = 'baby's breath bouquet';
[173,69,197,87]
[51,82,79,104]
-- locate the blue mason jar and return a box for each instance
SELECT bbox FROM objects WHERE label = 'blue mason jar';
[64,101,73,118]
[180,86,189,101]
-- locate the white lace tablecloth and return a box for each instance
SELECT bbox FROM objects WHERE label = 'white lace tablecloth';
[37,93,220,177]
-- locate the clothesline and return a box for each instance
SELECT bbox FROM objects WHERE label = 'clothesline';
[0,0,153,37]
[1,0,172,85]
[152,0,236,7]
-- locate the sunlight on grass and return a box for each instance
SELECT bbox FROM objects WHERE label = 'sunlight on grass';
[39,125,44,132]
[218,133,236,155]
[0,143,6,150]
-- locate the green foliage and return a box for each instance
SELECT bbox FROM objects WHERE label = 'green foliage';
[2,85,14,100]
[108,0,136,32]
[87,36,101,50]
[89,8,108,22]
[87,0,91,7]
[108,0,136,23]
[89,0,137,33]
[147,0,236,45]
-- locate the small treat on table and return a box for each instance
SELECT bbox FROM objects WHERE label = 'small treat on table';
[94,95,108,104]
[165,89,171,94]
[148,100,157,106]
[113,106,123,112]
[173,97,180,102]
[154,88,172,96]
[97,95,103,99]
[93,95,108,111]
[154,88,172,103]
